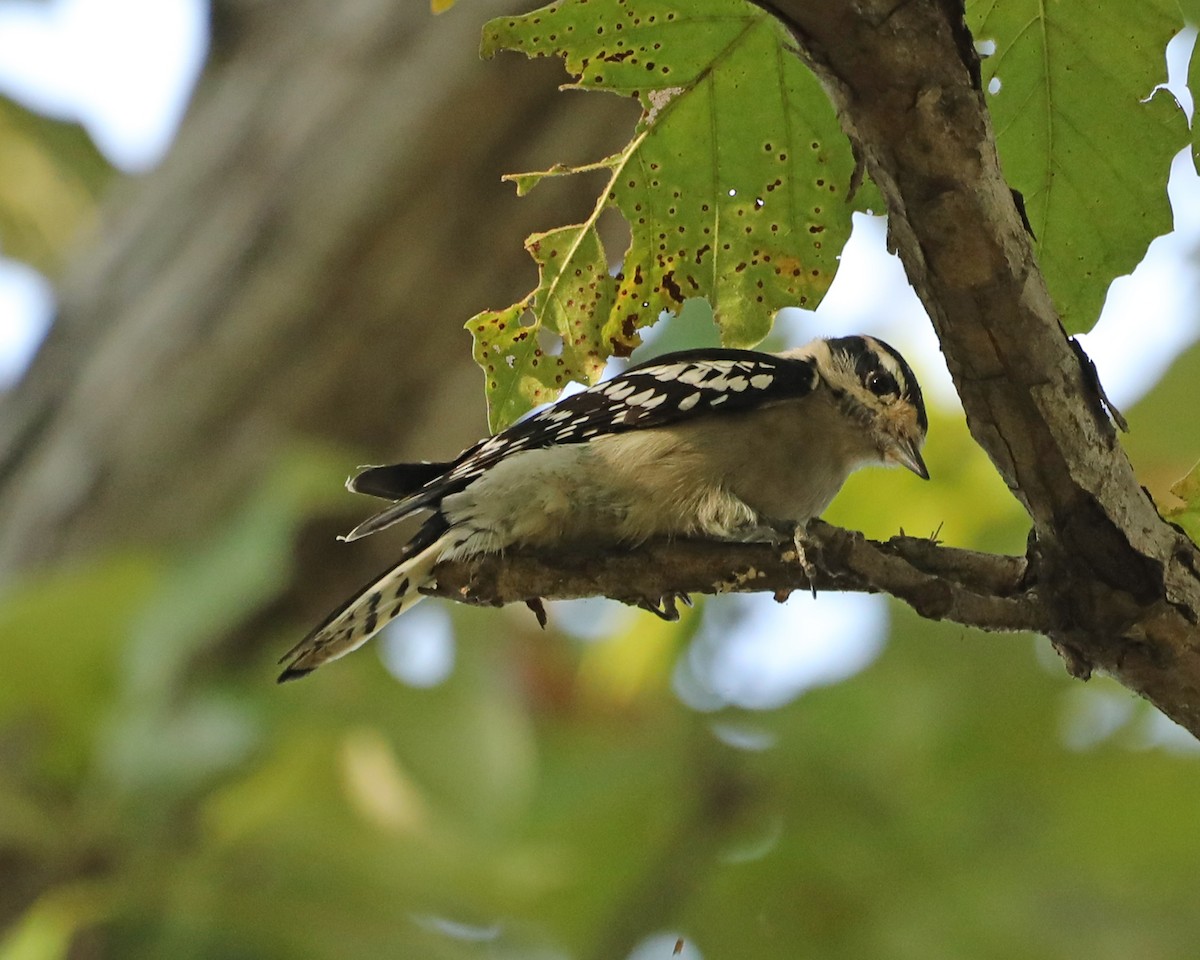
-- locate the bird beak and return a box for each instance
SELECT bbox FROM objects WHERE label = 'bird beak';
[889,438,930,480]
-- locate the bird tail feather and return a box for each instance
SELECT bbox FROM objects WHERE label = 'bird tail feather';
[340,499,426,542]
[347,461,452,500]
[277,534,448,682]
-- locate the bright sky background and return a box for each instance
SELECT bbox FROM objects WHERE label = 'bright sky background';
[0,0,207,385]
[0,0,206,168]
[0,1,1196,749]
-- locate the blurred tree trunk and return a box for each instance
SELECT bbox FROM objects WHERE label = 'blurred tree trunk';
[0,0,635,620]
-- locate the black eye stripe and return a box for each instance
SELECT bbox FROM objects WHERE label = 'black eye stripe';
[827,334,928,432]
[830,336,902,393]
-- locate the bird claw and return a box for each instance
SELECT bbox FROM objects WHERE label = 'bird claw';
[525,597,548,629]
[638,592,692,621]
[792,524,819,599]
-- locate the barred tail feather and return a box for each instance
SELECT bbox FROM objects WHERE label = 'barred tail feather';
[277,536,448,682]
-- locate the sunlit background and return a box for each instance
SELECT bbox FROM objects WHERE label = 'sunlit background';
[3,2,1200,958]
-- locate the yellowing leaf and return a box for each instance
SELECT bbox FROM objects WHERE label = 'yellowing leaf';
[467,219,612,431]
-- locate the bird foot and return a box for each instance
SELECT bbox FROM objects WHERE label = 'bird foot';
[638,592,693,621]
[792,524,819,599]
[525,597,548,629]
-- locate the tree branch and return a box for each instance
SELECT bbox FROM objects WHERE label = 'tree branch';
[426,519,1044,634]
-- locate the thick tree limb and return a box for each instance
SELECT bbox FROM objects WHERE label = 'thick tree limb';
[427,519,1043,634]
[747,0,1200,734]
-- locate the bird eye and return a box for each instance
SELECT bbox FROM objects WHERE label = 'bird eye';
[866,371,898,398]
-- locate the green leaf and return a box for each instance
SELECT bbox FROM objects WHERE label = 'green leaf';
[1178,0,1200,24]
[468,225,612,432]
[0,96,112,273]
[475,0,857,428]
[968,0,1188,333]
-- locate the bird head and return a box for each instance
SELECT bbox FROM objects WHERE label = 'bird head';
[823,335,929,480]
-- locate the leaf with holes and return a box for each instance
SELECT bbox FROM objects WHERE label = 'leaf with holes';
[475,0,857,428]
[968,0,1187,334]
[468,222,613,431]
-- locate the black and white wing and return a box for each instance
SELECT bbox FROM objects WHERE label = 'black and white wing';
[343,348,819,540]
